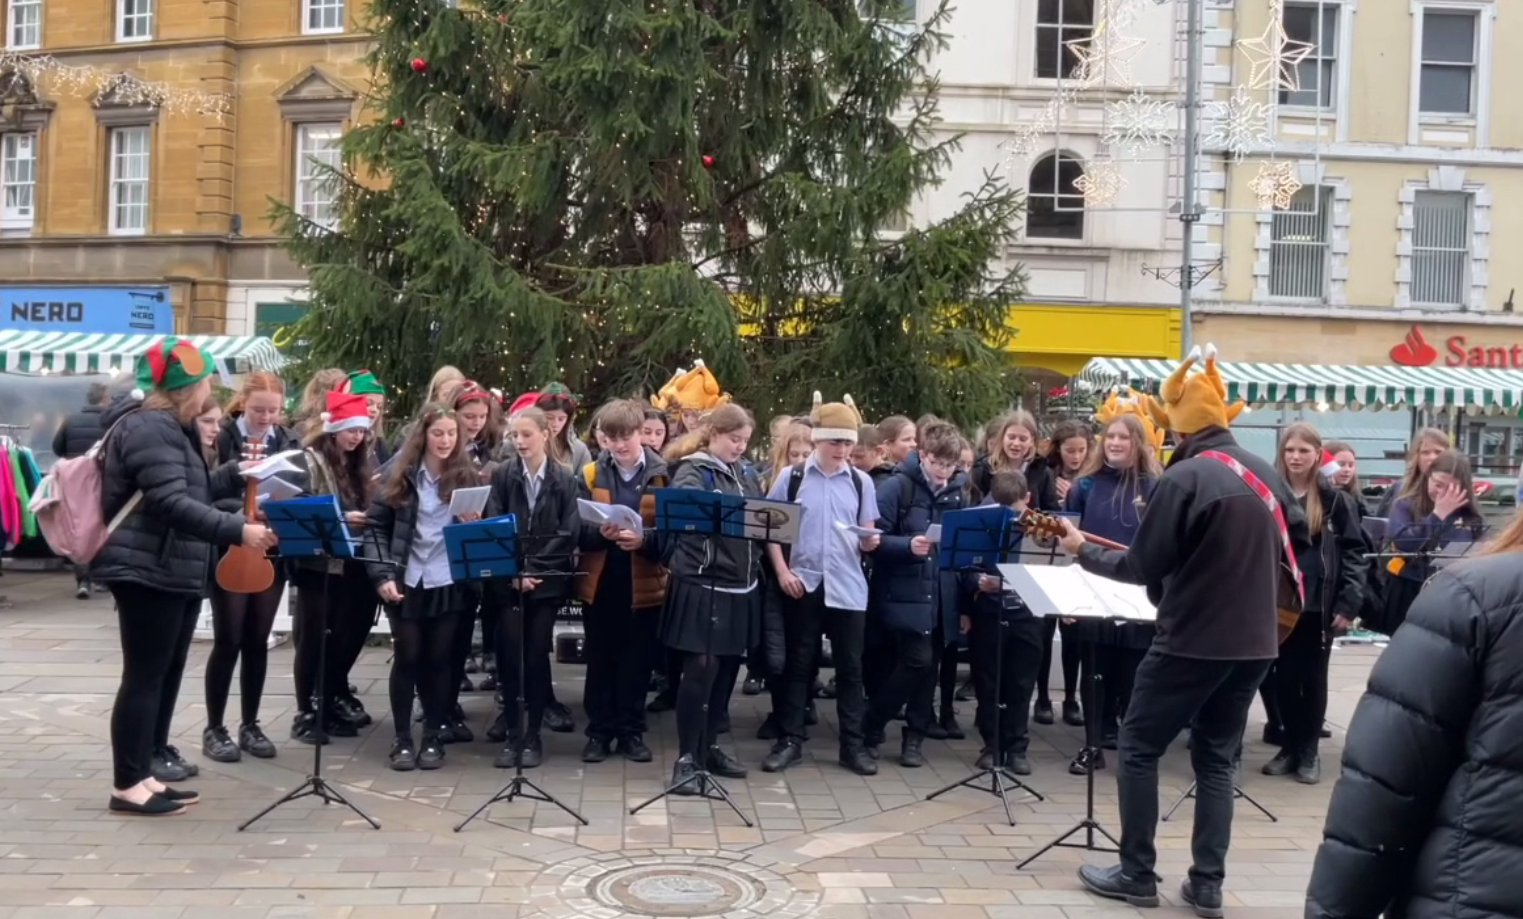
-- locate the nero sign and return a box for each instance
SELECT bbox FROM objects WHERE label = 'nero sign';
[2,286,172,334]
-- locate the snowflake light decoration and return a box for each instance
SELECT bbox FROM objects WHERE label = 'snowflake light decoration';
[1205,84,1274,162]
[1236,17,1315,92]
[1073,160,1127,206]
[1103,89,1177,158]
[1249,160,1303,209]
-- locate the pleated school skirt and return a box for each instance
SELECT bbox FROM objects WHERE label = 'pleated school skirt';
[659,576,761,657]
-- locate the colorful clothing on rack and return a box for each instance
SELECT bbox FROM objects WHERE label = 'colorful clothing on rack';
[0,445,18,550]
[8,446,34,539]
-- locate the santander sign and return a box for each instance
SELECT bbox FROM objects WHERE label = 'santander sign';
[1389,324,1523,369]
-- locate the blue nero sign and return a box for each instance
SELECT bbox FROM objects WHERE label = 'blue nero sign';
[1,286,172,334]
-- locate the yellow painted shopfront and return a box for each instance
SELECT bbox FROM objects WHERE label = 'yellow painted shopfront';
[1008,304,1182,376]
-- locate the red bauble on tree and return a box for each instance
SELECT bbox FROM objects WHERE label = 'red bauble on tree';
[391,117,405,127]
[701,154,715,169]
[410,57,428,73]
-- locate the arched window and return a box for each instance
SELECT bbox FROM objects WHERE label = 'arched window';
[1026,153,1085,240]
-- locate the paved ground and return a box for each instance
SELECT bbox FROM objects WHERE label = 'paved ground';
[0,568,1379,919]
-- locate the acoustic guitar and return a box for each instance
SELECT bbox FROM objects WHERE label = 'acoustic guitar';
[1017,509,1299,645]
[216,440,276,594]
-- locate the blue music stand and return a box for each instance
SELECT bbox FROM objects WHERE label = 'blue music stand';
[239,495,379,832]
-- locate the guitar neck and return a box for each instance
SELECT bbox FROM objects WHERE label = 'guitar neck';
[1080,531,1127,551]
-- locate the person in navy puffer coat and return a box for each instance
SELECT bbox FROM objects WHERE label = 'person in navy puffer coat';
[862,426,968,768]
[1062,414,1161,776]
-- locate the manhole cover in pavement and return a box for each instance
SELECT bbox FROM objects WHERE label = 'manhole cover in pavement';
[595,865,764,916]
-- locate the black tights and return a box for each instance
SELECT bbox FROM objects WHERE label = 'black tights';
[388,612,460,738]
[675,652,737,760]
[1037,619,1081,704]
[204,576,285,729]
[293,566,374,716]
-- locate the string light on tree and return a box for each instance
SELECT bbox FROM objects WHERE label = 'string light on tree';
[1073,159,1127,206]
[1249,160,1303,209]
[1205,84,1274,162]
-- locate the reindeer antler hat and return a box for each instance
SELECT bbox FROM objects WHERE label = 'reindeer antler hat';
[1096,385,1167,452]
[651,359,729,417]
[1138,343,1245,436]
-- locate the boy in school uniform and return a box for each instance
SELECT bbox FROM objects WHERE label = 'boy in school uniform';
[962,470,1044,775]
[576,399,669,764]
[763,394,881,776]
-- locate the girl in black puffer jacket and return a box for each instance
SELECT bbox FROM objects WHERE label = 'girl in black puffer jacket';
[1306,509,1523,919]
[92,340,276,817]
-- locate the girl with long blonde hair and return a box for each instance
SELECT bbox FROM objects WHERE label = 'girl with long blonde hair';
[1375,427,1450,517]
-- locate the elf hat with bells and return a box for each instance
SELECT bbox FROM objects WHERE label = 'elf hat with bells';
[810,392,862,443]
[651,359,729,417]
[1096,385,1166,452]
[1139,343,1247,436]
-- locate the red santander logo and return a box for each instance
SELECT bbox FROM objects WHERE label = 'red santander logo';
[1390,325,1440,367]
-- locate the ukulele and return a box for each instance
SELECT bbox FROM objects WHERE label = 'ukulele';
[216,440,276,594]
[1016,509,1299,645]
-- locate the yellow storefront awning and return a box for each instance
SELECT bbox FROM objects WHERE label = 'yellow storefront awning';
[1008,304,1183,376]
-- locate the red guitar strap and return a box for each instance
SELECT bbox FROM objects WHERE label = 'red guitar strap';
[1199,450,1305,607]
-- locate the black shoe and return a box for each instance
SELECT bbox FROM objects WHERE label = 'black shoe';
[742,674,764,696]
[762,741,802,773]
[1069,747,1106,775]
[890,705,906,722]
[647,690,676,713]
[820,676,838,700]
[1262,749,1298,776]
[1262,722,1285,746]
[493,742,519,769]
[938,711,965,740]
[670,755,700,796]
[291,712,328,745]
[1296,751,1321,785]
[840,746,878,776]
[618,734,653,763]
[482,653,496,675]
[389,737,418,771]
[202,725,240,763]
[976,747,996,770]
[1320,724,1332,739]
[1003,751,1032,775]
[544,702,575,733]
[864,727,885,760]
[1101,731,1119,750]
[239,722,277,759]
[322,715,358,738]
[518,733,544,769]
[756,713,780,741]
[108,793,186,817]
[486,711,509,743]
[460,675,475,693]
[443,719,474,744]
[582,737,611,763]
[1180,879,1225,919]
[157,786,199,805]
[417,736,446,770]
[900,734,925,768]
[1078,865,1159,908]
[335,694,373,727]
[464,655,480,675]
[923,720,949,740]
[706,745,748,779]
[150,747,193,783]
[1033,699,1055,725]
[804,703,818,727]
[75,582,90,600]
[1061,699,1084,727]
[955,679,973,702]
[479,675,498,693]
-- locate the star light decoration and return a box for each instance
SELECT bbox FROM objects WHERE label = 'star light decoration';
[1249,160,1304,209]
[1235,16,1315,92]
[1205,84,1274,162]
[1066,20,1148,89]
[0,51,229,117]
[1102,89,1177,158]
[1073,160,1127,206]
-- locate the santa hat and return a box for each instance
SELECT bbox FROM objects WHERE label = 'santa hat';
[810,392,862,443]
[1320,449,1341,479]
[132,338,211,400]
[322,391,372,433]
[506,392,539,416]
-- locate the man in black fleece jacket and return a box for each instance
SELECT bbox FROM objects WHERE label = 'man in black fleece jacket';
[1057,345,1312,917]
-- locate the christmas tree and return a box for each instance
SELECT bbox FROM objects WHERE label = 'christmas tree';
[277,0,1027,425]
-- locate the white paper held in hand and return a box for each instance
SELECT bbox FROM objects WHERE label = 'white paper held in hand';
[449,485,492,518]
[833,521,877,538]
[925,523,942,544]
[240,449,304,481]
[255,476,302,504]
[576,498,644,533]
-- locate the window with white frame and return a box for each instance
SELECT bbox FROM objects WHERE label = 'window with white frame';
[1026,153,1085,240]
[7,0,40,49]
[0,132,35,231]
[107,125,150,235]
[1280,2,1337,108]
[116,0,152,41]
[304,0,344,34]
[1410,190,1470,306]
[1268,185,1332,299]
[295,123,342,229]
[1418,10,1478,115]
[1035,0,1094,80]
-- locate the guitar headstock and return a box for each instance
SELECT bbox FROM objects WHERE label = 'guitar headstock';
[1016,508,1068,542]
[241,439,268,463]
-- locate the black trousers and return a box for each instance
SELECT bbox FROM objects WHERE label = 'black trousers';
[781,588,866,749]
[968,611,1043,754]
[1257,663,1283,733]
[1274,612,1331,753]
[1079,641,1147,747]
[1117,650,1271,886]
[495,594,558,735]
[865,627,935,739]
[1037,617,1081,703]
[583,571,654,742]
[109,583,200,790]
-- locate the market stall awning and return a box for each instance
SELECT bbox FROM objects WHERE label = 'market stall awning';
[0,332,284,376]
[1081,357,1523,411]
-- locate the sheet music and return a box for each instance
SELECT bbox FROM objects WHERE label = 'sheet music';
[577,498,644,533]
[256,476,302,504]
[741,497,801,545]
[240,449,303,480]
[925,524,942,544]
[448,485,491,518]
[996,564,1156,622]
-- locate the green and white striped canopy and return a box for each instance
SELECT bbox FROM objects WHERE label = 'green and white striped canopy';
[0,332,285,376]
[1081,357,1523,411]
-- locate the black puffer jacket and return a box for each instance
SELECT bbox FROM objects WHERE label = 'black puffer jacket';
[1305,552,1523,919]
[869,452,967,635]
[658,452,761,590]
[362,479,419,590]
[484,458,579,602]
[52,403,106,460]
[214,415,298,466]
[91,396,247,596]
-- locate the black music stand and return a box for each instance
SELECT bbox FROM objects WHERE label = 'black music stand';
[240,497,380,831]
[1162,750,1277,823]
[924,506,1045,826]
[450,516,587,831]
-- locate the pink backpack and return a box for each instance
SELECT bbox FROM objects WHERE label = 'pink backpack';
[28,418,142,565]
